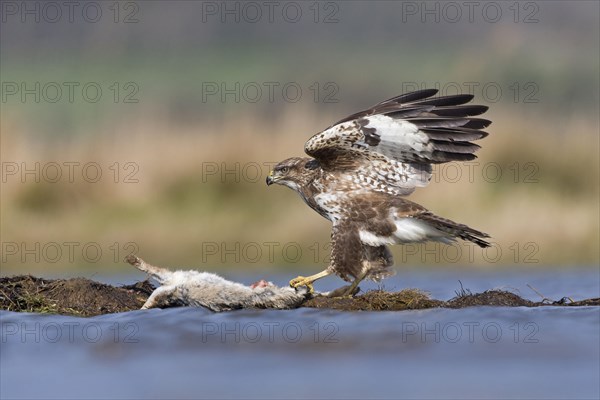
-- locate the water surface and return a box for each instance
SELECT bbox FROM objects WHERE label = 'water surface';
[2,268,599,399]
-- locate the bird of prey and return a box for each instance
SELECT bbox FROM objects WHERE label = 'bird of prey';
[266,89,491,295]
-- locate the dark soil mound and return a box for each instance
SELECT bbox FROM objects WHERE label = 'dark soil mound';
[304,289,445,311]
[447,290,536,308]
[0,275,155,317]
[566,298,600,306]
[0,275,598,316]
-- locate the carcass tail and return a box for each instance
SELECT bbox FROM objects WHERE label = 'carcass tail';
[125,255,172,283]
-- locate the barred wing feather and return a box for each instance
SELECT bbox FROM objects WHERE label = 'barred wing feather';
[304,89,491,194]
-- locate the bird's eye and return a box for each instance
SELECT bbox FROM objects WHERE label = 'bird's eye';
[280,167,289,174]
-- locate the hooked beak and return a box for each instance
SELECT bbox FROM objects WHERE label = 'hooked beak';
[266,171,275,186]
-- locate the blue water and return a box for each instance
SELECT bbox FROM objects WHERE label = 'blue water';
[1,268,599,399]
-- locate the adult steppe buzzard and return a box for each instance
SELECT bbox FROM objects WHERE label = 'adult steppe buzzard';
[266,89,491,295]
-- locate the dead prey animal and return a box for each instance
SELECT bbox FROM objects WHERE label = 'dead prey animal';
[126,255,318,312]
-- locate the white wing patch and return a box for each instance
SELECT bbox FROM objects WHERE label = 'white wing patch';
[358,115,434,161]
[306,116,434,160]
[303,92,488,196]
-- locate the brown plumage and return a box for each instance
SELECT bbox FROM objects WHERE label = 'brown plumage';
[266,89,491,293]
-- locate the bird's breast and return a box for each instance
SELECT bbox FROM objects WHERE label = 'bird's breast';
[302,174,363,222]
[311,191,349,222]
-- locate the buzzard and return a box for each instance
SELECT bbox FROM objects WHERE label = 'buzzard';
[266,89,491,295]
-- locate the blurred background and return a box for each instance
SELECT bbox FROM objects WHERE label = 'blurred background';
[1,1,599,274]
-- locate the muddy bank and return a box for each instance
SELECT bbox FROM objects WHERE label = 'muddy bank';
[304,289,599,310]
[0,275,598,317]
[0,275,154,317]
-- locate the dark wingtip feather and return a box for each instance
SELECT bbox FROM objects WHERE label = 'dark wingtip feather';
[422,128,488,142]
[328,90,491,150]
[410,94,475,107]
[385,105,435,119]
[430,140,481,154]
[407,118,471,129]
[463,118,492,129]
[378,89,439,106]
[431,151,478,163]
[431,105,489,117]
[332,90,441,126]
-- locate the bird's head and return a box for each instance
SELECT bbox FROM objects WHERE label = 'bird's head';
[266,157,319,191]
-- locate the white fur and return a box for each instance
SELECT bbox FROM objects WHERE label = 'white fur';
[127,256,309,312]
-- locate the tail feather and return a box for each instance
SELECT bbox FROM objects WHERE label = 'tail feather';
[414,213,491,248]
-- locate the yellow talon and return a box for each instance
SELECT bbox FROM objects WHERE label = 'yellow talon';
[289,276,315,293]
[289,270,331,294]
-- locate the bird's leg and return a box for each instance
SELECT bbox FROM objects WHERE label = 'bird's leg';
[289,270,331,293]
[341,270,368,297]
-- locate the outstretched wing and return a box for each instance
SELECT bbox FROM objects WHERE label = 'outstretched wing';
[305,89,491,195]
